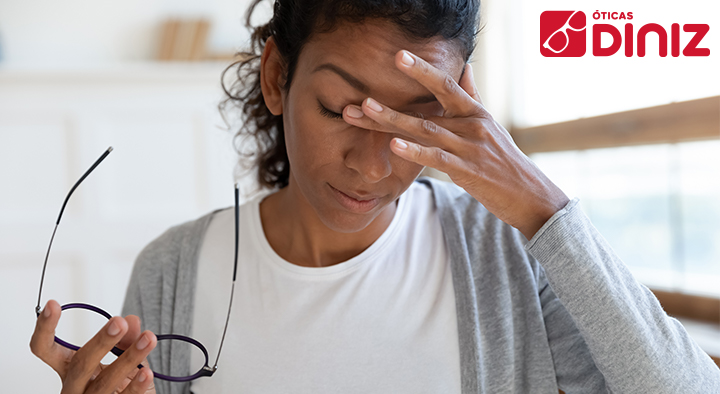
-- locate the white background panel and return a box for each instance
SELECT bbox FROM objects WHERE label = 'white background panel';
[87,109,200,221]
[0,113,70,222]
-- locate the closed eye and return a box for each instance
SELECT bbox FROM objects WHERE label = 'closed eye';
[317,101,343,120]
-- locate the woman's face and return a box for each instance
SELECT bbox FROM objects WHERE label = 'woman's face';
[267,20,466,233]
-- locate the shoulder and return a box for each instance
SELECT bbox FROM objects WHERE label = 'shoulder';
[130,209,219,281]
[415,176,496,224]
[123,209,220,321]
[414,175,474,206]
[415,176,543,283]
[415,175,512,236]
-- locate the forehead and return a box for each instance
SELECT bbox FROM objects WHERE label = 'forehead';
[296,20,466,105]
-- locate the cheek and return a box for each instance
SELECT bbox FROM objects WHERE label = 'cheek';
[284,98,344,170]
[394,159,425,180]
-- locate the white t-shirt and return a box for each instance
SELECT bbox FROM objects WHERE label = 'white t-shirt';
[190,181,460,393]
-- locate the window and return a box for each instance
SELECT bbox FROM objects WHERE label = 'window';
[530,140,720,296]
[472,0,720,298]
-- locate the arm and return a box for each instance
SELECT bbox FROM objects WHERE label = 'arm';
[527,198,720,393]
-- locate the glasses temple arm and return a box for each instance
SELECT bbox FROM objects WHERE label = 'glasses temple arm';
[36,147,114,315]
[212,183,241,370]
[233,185,239,282]
[55,147,113,225]
[36,225,59,316]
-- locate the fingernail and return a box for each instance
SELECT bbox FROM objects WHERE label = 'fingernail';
[366,98,383,112]
[394,139,408,150]
[401,51,415,67]
[43,303,51,317]
[136,333,150,350]
[346,105,363,118]
[138,369,147,383]
[107,321,121,336]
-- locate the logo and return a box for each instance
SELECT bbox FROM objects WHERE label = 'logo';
[540,11,587,57]
[540,10,710,57]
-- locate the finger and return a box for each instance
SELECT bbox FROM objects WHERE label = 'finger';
[344,103,426,132]
[389,137,467,178]
[87,331,157,394]
[347,101,490,148]
[395,50,480,117]
[30,300,75,377]
[458,63,485,107]
[117,315,142,351]
[62,316,129,393]
[349,98,465,153]
[122,367,154,394]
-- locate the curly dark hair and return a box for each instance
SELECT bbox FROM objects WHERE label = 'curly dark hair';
[219,0,482,191]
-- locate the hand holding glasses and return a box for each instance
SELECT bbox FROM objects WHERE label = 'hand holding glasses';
[30,147,240,391]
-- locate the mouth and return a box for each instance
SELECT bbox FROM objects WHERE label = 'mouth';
[328,183,382,213]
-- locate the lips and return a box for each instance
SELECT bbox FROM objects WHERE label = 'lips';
[338,188,382,201]
[328,184,383,213]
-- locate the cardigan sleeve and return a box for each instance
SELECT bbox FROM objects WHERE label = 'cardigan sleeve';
[536,265,610,392]
[525,198,720,393]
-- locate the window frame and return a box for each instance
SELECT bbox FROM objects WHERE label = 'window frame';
[509,96,719,155]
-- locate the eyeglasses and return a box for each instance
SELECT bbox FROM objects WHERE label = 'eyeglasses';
[542,10,586,54]
[35,147,240,382]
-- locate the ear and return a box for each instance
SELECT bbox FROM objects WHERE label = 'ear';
[260,36,285,116]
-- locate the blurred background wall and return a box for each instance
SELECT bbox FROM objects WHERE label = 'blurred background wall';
[0,0,718,391]
[0,0,274,66]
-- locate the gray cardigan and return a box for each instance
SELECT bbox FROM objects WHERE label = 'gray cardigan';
[122,176,720,394]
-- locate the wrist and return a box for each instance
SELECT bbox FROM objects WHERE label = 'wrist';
[518,193,570,241]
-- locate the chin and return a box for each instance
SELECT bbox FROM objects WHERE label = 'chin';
[314,181,393,233]
[316,204,383,234]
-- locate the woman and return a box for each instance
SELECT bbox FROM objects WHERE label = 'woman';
[31,0,720,393]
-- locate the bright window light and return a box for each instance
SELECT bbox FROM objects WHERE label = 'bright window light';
[531,140,720,297]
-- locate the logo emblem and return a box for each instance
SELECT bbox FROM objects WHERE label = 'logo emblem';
[541,11,587,57]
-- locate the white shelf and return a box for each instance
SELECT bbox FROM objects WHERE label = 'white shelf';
[0,61,237,84]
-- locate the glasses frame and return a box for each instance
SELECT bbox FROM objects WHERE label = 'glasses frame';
[35,147,240,382]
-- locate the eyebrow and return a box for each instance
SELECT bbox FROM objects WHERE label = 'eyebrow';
[313,63,453,106]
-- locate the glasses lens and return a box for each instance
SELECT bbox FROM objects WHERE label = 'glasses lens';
[547,30,568,52]
[150,337,210,381]
[569,12,584,29]
[55,304,118,364]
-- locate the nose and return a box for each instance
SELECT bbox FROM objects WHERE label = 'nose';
[344,129,393,184]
